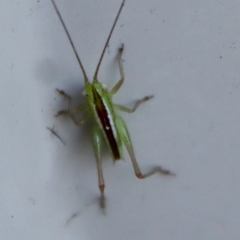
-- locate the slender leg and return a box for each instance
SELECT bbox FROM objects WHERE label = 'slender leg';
[109,44,125,95]
[55,89,87,125]
[56,89,73,108]
[55,110,88,126]
[92,124,106,204]
[114,95,153,113]
[115,115,175,178]
[71,105,87,114]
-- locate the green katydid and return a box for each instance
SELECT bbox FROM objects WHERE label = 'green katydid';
[51,0,174,198]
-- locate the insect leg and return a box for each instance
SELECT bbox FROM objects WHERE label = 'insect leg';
[110,44,125,95]
[55,89,87,125]
[116,115,174,178]
[111,44,154,113]
[92,124,105,194]
[114,95,153,113]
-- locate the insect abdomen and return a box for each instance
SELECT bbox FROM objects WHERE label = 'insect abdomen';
[91,85,121,160]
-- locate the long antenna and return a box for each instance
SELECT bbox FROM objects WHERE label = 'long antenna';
[50,0,89,83]
[93,0,126,82]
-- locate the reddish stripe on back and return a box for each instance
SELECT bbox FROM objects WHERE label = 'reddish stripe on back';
[92,87,120,160]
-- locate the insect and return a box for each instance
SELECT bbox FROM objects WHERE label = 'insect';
[51,0,174,198]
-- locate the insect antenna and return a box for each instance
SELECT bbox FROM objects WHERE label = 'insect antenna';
[50,0,89,83]
[93,0,126,82]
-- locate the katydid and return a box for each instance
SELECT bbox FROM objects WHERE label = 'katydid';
[50,0,174,198]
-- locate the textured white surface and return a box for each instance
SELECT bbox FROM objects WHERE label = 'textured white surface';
[1,0,240,239]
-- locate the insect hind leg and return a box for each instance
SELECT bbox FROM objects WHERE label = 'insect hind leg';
[92,124,107,209]
[115,115,175,179]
